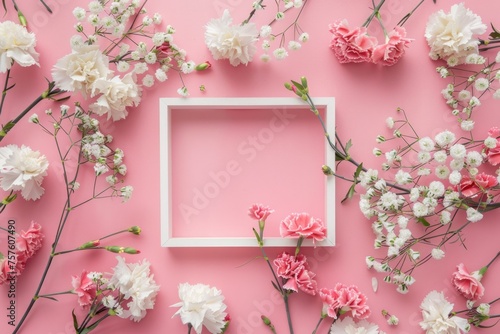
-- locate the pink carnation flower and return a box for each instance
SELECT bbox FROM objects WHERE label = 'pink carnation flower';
[0,257,15,285]
[455,173,498,198]
[329,20,377,64]
[273,252,317,295]
[0,221,44,286]
[280,212,326,242]
[248,203,274,221]
[16,221,44,259]
[452,263,485,301]
[319,283,370,320]
[71,270,97,307]
[372,27,413,66]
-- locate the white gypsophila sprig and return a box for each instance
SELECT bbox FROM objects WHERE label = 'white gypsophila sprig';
[54,0,195,119]
[360,108,500,292]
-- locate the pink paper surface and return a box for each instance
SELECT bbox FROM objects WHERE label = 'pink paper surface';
[0,0,500,334]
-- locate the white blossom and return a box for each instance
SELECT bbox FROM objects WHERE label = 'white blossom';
[0,145,48,200]
[204,10,258,66]
[171,283,228,334]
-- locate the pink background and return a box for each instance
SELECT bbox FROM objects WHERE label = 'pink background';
[1,0,500,333]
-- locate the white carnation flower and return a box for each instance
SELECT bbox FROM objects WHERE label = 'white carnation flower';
[108,256,160,322]
[425,3,486,65]
[420,291,470,333]
[52,45,110,96]
[0,145,48,201]
[330,316,381,334]
[204,9,258,66]
[90,72,141,121]
[171,283,228,334]
[0,21,39,72]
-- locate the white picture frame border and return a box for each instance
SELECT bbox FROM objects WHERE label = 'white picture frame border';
[160,97,335,247]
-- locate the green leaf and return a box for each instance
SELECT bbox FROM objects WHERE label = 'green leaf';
[353,163,363,179]
[341,183,356,203]
[39,296,59,302]
[290,80,304,92]
[80,321,100,334]
[417,217,430,227]
[489,24,500,39]
[72,310,79,331]
[271,281,280,292]
[344,139,352,156]
[335,152,345,161]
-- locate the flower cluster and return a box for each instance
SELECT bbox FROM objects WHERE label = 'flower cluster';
[0,221,43,285]
[420,252,500,333]
[53,0,195,116]
[329,20,412,66]
[205,0,310,66]
[171,282,229,334]
[69,256,159,333]
[426,3,500,127]
[361,109,500,293]
[328,0,419,66]
[248,204,375,333]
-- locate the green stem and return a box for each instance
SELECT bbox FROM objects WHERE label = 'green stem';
[284,293,294,334]
[362,0,386,28]
[0,68,11,116]
[242,0,264,25]
[188,323,192,334]
[38,290,73,299]
[486,251,500,269]
[397,0,425,27]
[0,82,62,142]
[12,256,54,334]
[311,316,324,334]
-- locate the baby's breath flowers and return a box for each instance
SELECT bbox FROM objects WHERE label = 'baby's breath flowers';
[285,76,500,295]
[12,103,137,333]
[54,0,196,109]
[204,0,310,66]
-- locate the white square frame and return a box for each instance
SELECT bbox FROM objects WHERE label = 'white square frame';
[160,97,335,247]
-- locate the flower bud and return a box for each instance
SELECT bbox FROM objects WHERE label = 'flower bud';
[284,82,293,91]
[105,246,141,254]
[1,193,17,205]
[128,226,141,235]
[195,61,211,71]
[79,240,100,249]
[18,10,27,27]
[261,315,272,326]
[322,165,334,175]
